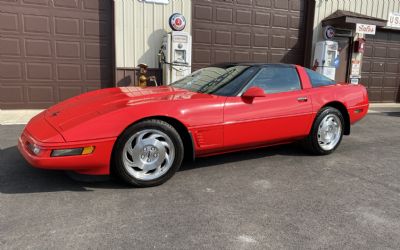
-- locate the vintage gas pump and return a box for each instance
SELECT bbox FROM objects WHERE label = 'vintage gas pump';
[160,13,192,85]
[313,40,339,80]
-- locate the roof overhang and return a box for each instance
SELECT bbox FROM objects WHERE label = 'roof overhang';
[322,10,387,29]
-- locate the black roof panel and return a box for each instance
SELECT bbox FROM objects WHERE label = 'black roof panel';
[210,62,296,68]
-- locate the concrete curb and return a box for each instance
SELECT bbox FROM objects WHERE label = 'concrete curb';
[0,109,43,125]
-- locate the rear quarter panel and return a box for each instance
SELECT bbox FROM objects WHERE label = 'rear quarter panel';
[308,84,369,124]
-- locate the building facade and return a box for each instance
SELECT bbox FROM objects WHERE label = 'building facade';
[312,0,400,103]
[1,0,399,109]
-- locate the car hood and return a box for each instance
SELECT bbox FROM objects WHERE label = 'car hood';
[44,86,191,133]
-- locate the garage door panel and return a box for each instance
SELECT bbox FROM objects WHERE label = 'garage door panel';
[252,52,268,62]
[83,19,111,37]
[55,41,81,58]
[23,0,49,6]
[0,0,113,108]
[363,30,400,102]
[27,86,54,102]
[193,48,211,64]
[382,90,397,103]
[274,0,288,10]
[215,8,233,23]
[236,9,252,25]
[194,5,213,21]
[383,77,398,88]
[373,46,387,58]
[254,33,268,48]
[373,31,389,42]
[23,14,51,34]
[58,86,82,101]
[370,76,383,88]
[0,12,19,32]
[0,37,21,56]
[253,11,270,26]
[234,32,251,47]
[85,64,112,82]
[367,89,382,101]
[194,29,212,44]
[371,62,385,73]
[233,50,250,61]
[272,14,288,28]
[255,0,272,8]
[57,64,82,81]
[236,0,252,5]
[214,50,231,63]
[26,62,53,80]
[387,48,400,58]
[0,86,24,103]
[54,17,80,36]
[385,63,399,74]
[0,62,23,80]
[363,45,373,57]
[84,0,110,11]
[215,30,232,46]
[192,0,306,70]
[54,0,79,9]
[25,39,52,58]
[362,61,370,72]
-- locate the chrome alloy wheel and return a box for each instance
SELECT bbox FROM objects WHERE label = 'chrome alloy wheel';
[122,129,175,181]
[317,114,342,151]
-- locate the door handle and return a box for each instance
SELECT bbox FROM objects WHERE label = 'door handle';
[297,97,308,102]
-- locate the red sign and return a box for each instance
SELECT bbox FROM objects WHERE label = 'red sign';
[169,13,186,31]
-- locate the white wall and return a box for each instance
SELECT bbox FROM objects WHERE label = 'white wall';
[312,0,400,44]
[114,0,191,69]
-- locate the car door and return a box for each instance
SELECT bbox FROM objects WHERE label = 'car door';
[223,65,313,149]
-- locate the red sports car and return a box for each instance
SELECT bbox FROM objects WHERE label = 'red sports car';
[18,64,369,187]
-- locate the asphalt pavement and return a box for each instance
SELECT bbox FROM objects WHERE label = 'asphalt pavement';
[0,108,399,249]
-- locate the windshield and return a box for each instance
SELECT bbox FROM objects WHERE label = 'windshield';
[171,66,250,94]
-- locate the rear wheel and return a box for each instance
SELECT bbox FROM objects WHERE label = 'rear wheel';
[302,107,344,155]
[113,119,184,187]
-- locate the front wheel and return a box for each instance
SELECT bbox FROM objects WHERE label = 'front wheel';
[112,119,184,187]
[302,107,344,155]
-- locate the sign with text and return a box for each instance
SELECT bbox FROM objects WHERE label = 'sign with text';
[387,12,400,29]
[356,23,376,35]
[351,59,361,76]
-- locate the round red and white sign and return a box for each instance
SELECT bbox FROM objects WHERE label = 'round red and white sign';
[169,13,186,31]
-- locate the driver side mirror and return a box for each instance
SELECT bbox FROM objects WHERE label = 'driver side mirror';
[242,87,265,98]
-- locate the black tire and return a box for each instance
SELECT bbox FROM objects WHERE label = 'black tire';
[112,119,184,187]
[302,107,344,155]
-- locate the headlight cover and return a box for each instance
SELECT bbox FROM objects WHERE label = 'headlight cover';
[28,143,41,156]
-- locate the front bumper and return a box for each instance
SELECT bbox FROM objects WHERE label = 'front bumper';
[18,130,116,175]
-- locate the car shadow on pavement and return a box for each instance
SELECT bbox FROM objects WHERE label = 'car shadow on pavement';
[381,112,400,117]
[0,146,129,194]
[180,143,309,171]
[0,143,308,194]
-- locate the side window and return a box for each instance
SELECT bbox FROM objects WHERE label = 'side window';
[246,66,301,94]
[214,67,258,96]
[305,68,336,87]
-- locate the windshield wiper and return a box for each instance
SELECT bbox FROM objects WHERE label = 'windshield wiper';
[198,71,235,93]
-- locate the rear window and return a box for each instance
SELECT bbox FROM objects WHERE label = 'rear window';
[305,68,336,87]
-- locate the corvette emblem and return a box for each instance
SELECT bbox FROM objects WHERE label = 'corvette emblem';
[51,111,60,117]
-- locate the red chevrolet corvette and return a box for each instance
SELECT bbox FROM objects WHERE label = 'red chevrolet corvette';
[18,64,369,187]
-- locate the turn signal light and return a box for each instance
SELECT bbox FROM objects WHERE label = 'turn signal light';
[51,146,95,157]
[82,146,95,155]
